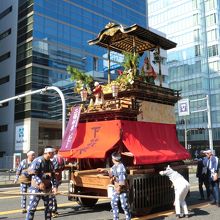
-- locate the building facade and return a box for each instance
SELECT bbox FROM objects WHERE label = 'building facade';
[0,0,18,168]
[0,0,148,168]
[148,0,220,154]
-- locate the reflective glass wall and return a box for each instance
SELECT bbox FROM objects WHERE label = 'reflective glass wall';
[16,0,147,120]
[148,0,220,152]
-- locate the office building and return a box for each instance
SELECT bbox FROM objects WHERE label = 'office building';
[0,0,148,168]
[0,1,18,168]
[148,0,220,153]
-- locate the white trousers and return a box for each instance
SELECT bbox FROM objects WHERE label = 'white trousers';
[174,182,190,215]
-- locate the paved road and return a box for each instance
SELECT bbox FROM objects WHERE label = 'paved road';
[0,174,219,220]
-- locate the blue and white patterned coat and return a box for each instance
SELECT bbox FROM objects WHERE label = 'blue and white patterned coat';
[28,156,57,187]
[15,159,32,210]
[26,156,57,220]
[109,162,131,220]
[15,159,30,182]
[110,162,127,185]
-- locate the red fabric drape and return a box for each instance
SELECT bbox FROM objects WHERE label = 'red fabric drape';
[59,120,190,165]
[59,120,121,158]
[121,121,190,164]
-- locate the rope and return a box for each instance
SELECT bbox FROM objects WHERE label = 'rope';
[0,191,108,199]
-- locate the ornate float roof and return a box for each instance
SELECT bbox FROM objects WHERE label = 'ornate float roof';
[88,23,177,53]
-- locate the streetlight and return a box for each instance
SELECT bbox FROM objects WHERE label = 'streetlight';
[0,86,66,137]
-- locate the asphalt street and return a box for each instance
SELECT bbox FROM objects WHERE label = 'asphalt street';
[0,174,220,220]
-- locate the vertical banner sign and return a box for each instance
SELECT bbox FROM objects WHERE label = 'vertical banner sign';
[60,106,81,151]
[15,125,28,151]
[178,98,190,116]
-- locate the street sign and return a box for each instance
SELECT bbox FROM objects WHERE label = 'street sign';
[15,125,29,151]
[178,98,190,116]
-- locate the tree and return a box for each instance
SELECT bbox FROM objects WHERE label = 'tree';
[67,66,93,94]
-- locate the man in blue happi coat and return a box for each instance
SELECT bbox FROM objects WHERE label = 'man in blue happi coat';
[98,152,131,220]
[26,146,58,220]
[14,151,35,213]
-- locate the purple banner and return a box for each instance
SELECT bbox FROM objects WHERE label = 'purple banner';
[60,105,81,151]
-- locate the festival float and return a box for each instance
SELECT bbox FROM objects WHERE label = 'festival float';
[59,23,191,215]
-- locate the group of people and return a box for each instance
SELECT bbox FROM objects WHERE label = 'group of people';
[14,148,219,220]
[100,152,220,219]
[196,149,219,206]
[14,146,65,220]
[159,148,220,219]
[16,150,130,220]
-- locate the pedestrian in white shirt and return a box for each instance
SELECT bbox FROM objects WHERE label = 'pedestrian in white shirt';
[159,165,190,218]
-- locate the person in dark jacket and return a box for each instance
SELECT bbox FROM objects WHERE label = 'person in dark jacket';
[196,150,210,200]
[204,149,220,207]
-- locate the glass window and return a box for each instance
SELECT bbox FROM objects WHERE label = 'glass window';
[205,0,215,11]
[193,14,198,25]
[208,44,218,57]
[210,77,220,89]
[0,28,11,41]
[206,13,216,26]
[0,5,12,20]
[192,0,198,9]
[193,29,199,41]
[0,52,10,63]
[0,125,8,132]
[211,94,220,107]
[0,75,9,85]
[207,29,217,41]
[209,61,219,73]
[212,111,220,123]
[195,45,200,56]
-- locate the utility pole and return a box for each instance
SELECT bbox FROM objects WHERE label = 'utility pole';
[206,95,213,151]
[184,118,187,149]
[184,122,199,150]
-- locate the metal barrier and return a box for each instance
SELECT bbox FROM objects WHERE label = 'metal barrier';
[0,169,16,185]
[0,156,14,170]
